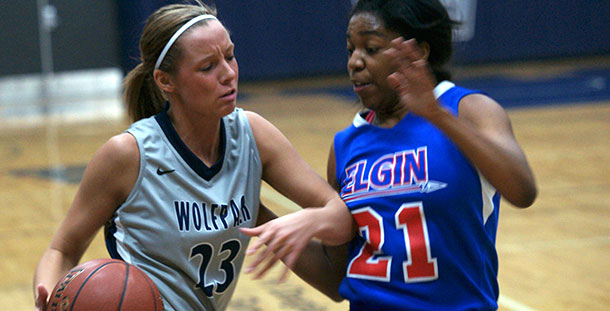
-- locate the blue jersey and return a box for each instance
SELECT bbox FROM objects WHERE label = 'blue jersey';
[334,82,501,311]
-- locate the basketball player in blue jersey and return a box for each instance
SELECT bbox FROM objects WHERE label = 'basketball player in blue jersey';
[32,2,353,311]
[243,0,538,310]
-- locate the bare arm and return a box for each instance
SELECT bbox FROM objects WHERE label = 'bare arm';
[255,203,347,301]
[286,143,349,301]
[248,110,353,240]
[292,243,347,302]
[434,94,537,207]
[33,133,139,310]
[240,111,355,279]
[386,38,537,207]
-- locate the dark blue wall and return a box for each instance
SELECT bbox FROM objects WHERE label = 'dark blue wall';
[215,1,352,80]
[453,1,610,64]
[116,1,352,81]
[3,1,606,78]
[116,0,172,75]
[117,1,610,81]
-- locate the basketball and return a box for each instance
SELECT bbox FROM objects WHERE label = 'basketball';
[46,259,164,311]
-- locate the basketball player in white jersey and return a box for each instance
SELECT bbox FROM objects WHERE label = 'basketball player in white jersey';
[33,2,353,310]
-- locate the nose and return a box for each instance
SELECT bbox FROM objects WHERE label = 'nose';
[219,59,237,84]
[347,50,365,73]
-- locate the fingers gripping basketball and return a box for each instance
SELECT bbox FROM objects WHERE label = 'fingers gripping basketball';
[46,259,164,311]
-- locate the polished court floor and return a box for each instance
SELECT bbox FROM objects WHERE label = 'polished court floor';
[1,57,608,310]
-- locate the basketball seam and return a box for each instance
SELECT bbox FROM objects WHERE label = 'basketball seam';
[140,269,160,311]
[118,261,129,310]
[71,261,117,311]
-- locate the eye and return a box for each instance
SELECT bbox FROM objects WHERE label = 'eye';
[226,55,235,62]
[366,47,380,54]
[346,43,354,56]
[200,64,213,72]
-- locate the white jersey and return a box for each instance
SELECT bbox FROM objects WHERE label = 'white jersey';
[105,106,262,311]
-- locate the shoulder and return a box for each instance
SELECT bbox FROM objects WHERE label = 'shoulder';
[95,133,140,173]
[78,132,140,206]
[243,110,264,125]
[242,110,294,167]
[458,92,510,129]
[243,110,278,138]
[105,132,138,157]
[435,81,508,125]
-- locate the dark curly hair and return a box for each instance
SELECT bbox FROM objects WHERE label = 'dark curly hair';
[351,0,457,82]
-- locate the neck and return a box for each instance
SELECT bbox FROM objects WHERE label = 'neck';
[168,107,222,167]
[371,103,409,128]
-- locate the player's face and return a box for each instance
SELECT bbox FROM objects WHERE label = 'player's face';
[170,20,238,118]
[347,13,401,111]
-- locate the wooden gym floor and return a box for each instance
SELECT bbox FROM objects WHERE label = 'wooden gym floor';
[0,57,608,310]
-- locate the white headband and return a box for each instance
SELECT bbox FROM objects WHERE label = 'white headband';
[154,14,218,70]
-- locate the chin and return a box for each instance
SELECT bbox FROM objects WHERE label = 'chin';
[359,98,378,110]
[361,93,397,112]
[221,103,236,116]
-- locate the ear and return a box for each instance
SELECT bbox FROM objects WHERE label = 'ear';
[153,69,174,93]
[418,41,431,60]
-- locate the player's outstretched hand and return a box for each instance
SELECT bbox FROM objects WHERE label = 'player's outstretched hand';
[240,209,318,282]
[384,37,442,121]
[34,283,48,311]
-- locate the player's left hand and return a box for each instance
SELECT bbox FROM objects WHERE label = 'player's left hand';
[385,37,443,121]
[240,208,318,282]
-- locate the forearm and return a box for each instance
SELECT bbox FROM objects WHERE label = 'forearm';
[242,200,353,283]
[308,197,355,246]
[33,247,80,297]
[290,241,346,302]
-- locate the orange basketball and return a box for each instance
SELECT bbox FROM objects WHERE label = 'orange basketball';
[46,258,164,311]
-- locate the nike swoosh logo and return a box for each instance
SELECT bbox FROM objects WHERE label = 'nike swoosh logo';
[156,167,175,175]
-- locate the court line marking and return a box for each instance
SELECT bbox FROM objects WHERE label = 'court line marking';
[261,186,539,311]
[499,294,538,311]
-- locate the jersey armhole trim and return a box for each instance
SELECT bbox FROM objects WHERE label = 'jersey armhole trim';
[434,81,455,99]
[478,170,498,224]
[239,109,263,177]
[121,130,146,207]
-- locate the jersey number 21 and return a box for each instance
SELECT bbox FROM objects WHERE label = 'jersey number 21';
[347,202,438,283]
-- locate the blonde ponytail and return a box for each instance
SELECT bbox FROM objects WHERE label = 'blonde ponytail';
[123,62,166,122]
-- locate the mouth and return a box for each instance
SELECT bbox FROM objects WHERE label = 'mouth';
[353,81,370,87]
[352,80,371,93]
[220,89,237,101]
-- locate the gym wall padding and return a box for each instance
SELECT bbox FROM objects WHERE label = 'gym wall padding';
[1,1,608,79]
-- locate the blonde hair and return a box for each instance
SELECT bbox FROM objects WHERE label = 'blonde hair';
[122,1,217,122]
